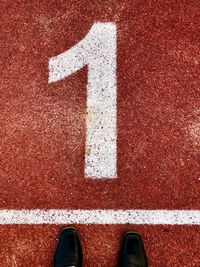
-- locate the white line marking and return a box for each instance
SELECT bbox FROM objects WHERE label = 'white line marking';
[0,210,199,225]
[49,23,117,179]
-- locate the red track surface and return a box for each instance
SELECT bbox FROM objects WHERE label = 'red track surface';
[0,225,199,266]
[1,1,200,266]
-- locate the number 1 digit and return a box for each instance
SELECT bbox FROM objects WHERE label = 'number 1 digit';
[49,23,117,179]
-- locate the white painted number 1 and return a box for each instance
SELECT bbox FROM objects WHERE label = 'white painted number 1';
[49,23,117,179]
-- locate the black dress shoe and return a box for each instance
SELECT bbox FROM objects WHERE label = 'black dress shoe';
[120,232,148,267]
[54,227,82,267]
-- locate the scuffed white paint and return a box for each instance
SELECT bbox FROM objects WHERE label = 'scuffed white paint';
[49,23,117,179]
[0,209,199,225]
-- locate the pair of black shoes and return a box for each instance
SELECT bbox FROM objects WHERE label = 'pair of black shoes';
[54,227,148,267]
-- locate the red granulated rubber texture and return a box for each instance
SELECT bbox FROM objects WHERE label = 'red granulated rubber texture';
[0,1,200,266]
[0,225,199,267]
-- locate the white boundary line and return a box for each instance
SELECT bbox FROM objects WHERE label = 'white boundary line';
[0,210,199,225]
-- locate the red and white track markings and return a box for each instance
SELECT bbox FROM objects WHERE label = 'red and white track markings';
[49,23,117,179]
[1,1,200,266]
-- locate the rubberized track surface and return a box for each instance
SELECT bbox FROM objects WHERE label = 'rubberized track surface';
[1,1,200,266]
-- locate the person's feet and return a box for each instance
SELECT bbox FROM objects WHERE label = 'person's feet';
[120,232,148,267]
[54,227,82,267]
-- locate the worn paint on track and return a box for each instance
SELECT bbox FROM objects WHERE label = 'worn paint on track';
[1,0,200,266]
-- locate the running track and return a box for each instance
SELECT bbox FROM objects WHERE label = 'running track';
[1,1,200,266]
